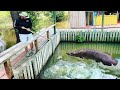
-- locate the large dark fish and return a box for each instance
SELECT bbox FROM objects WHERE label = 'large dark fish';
[67,49,118,66]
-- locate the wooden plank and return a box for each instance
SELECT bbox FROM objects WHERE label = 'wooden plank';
[73,31,75,41]
[63,31,64,41]
[4,60,14,79]
[23,66,28,79]
[112,32,114,42]
[97,32,99,42]
[34,39,38,53]
[18,70,25,79]
[93,32,95,41]
[115,32,117,42]
[70,31,72,41]
[26,63,31,79]
[108,32,110,42]
[110,32,112,42]
[47,31,49,41]
[37,52,41,73]
[60,31,62,41]
[29,61,34,79]
[104,32,106,42]
[39,51,42,71]
[65,31,67,41]
[100,31,102,42]
[89,31,91,42]
[87,31,89,41]
[114,32,116,42]
[118,31,120,42]
[68,31,69,41]
[117,31,120,42]
[13,74,19,79]
[92,32,94,41]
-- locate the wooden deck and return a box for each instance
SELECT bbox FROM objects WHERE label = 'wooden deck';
[0,25,58,79]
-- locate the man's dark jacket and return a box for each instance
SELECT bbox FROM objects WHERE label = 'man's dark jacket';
[14,17,32,34]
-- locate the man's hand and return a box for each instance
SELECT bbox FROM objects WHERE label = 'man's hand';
[21,27,31,31]
[21,26,26,29]
[26,28,31,31]
[21,26,34,33]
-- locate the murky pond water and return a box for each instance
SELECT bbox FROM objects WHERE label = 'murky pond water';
[39,42,120,79]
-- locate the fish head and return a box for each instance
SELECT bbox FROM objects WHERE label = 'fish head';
[112,59,118,66]
[66,52,75,56]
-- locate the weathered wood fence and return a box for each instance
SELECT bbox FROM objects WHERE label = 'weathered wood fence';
[59,29,120,42]
[13,32,60,79]
[0,25,60,79]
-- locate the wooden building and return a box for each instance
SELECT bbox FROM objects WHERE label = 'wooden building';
[69,11,119,28]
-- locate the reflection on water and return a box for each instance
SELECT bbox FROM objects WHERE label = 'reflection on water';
[0,29,16,49]
[40,42,120,79]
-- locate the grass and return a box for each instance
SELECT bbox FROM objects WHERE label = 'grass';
[0,11,16,49]
[56,21,70,29]
[0,29,16,49]
[0,11,13,30]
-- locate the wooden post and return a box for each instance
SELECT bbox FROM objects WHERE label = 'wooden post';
[88,11,90,28]
[34,39,38,53]
[47,31,49,41]
[102,11,104,31]
[4,60,14,79]
[117,11,119,20]
[53,11,56,34]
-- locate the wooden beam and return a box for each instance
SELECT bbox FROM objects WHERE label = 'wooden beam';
[102,11,104,31]
[47,31,49,41]
[34,39,38,53]
[53,11,56,34]
[4,60,14,79]
[88,11,90,28]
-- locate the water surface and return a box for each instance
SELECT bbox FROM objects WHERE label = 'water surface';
[39,42,120,79]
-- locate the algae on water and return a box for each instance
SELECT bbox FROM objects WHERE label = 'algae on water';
[41,60,118,79]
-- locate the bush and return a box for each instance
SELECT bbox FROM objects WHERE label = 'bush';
[25,11,68,31]
[26,11,39,32]
[76,35,85,42]
[56,11,65,22]
[44,11,66,22]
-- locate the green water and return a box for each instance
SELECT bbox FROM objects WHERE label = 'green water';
[39,42,120,79]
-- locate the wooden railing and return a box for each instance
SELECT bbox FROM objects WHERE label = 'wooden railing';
[0,24,56,79]
[59,29,120,42]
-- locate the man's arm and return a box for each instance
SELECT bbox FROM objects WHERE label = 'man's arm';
[14,20,22,30]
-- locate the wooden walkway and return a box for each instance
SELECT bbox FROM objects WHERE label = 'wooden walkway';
[0,25,60,79]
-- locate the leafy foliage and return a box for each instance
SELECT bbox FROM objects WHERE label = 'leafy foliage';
[26,11,39,32]
[56,11,65,22]
[76,35,85,42]
[26,11,68,32]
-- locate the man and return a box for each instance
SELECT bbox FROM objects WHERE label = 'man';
[14,12,34,56]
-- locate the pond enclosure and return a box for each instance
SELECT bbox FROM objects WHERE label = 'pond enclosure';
[0,24,120,79]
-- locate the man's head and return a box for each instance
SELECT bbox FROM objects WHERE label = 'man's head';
[19,12,29,20]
